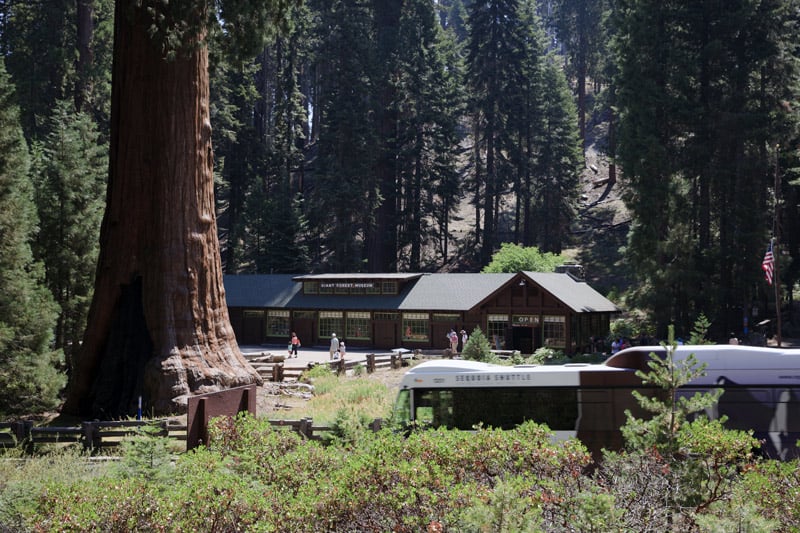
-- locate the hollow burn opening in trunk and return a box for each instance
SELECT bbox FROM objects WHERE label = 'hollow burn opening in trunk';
[88,276,153,419]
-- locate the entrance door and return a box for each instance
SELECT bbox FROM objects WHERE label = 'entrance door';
[293,319,314,348]
[512,326,534,355]
[433,324,453,350]
[241,314,264,345]
[374,322,397,348]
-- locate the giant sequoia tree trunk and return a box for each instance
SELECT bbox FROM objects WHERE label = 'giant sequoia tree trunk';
[63,3,261,418]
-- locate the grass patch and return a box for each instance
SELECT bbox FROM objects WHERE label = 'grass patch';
[268,365,399,427]
[303,376,395,425]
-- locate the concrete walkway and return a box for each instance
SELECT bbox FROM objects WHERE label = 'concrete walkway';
[239,344,391,367]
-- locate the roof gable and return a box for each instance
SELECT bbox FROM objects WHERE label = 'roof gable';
[397,273,515,311]
[522,271,620,313]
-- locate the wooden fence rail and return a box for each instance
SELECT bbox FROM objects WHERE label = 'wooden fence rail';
[252,351,414,382]
[0,417,383,450]
[269,417,384,440]
[0,420,187,451]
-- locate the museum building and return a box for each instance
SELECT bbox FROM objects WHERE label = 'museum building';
[223,271,619,356]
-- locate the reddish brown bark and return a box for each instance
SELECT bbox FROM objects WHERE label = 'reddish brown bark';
[63,3,261,417]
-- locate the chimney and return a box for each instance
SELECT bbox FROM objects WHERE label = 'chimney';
[556,263,585,281]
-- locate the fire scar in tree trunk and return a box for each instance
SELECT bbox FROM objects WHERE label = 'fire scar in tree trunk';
[63,3,261,418]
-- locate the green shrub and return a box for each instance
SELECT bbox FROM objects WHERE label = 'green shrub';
[530,346,559,364]
[461,326,492,361]
[113,422,175,483]
[0,446,101,531]
[301,362,334,382]
[736,459,800,531]
[16,362,788,532]
[459,476,543,532]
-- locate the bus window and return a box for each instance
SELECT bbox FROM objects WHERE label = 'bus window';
[416,406,433,425]
[451,388,578,430]
[413,390,454,427]
[394,389,410,425]
[409,387,579,431]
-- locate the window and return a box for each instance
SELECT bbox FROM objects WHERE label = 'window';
[350,284,366,295]
[432,313,460,322]
[487,314,508,349]
[543,315,566,348]
[267,310,290,337]
[293,310,315,320]
[382,281,398,294]
[346,312,370,340]
[411,387,579,431]
[304,281,319,294]
[243,310,263,319]
[374,312,398,321]
[318,311,343,338]
[402,312,429,342]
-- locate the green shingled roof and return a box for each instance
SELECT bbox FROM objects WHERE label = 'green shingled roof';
[395,273,515,311]
[223,272,619,314]
[522,272,620,313]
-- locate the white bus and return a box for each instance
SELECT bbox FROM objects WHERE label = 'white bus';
[394,344,800,459]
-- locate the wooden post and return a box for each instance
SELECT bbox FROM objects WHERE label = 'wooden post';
[272,364,284,382]
[81,421,98,450]
[298,418,312,439]
[13,420,33,444]
[366,353,376,373]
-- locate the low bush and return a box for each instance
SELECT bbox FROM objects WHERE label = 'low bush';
[13,413,798,532]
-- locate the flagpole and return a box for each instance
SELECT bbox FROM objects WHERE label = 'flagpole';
[773,145,782,347]
[773,239,781,347]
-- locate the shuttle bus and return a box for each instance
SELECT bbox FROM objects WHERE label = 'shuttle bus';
[394,344,800,459]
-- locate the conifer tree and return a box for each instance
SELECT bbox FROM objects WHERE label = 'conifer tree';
[30,100,107,367]
[461,326,493,361]
[0,0,113,141]
[366,0,402,272]
[613,0,799,337]
[211,3,311,274]
[0,58,64,416]
[311,0,378,271]
[549,0,605,143]
[64,1,293,417]
[209,47,265,272]
[617,326,759,514]
[467,0,527,264]
[395,0,465,270]
[511,0,547,246]
[530,57,583,253]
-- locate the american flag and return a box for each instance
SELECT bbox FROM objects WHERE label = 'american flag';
[762,241,775,285]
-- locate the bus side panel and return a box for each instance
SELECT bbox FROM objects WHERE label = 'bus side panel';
[577,370,645,457]
[682,385,800,460]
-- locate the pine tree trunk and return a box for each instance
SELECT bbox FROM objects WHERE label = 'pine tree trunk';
[368,0,402,272]
[63,3,261,418]
[74,0,93,112]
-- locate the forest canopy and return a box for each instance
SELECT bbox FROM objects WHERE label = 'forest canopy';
[0,0,798,414]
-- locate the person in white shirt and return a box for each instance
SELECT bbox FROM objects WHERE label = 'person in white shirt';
[329,333,339,359]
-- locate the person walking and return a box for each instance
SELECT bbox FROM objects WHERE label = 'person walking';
[329,333,340,360]
[338,340,346,360]
[460,329,469,351]
[290,332,300,357]
[448,328,459,354]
